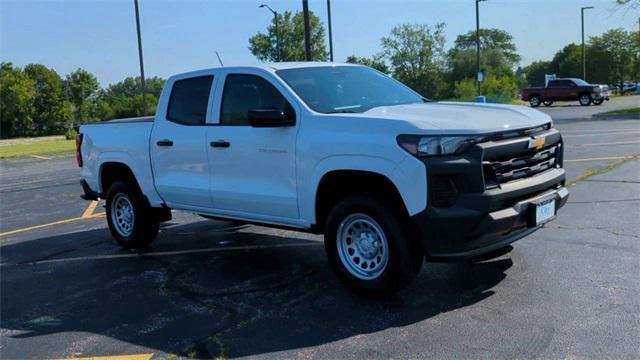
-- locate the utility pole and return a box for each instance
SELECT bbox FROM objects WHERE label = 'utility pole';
[475,0,486,96]
[259,4,281,62]
[327,0,334,62]
[134,0,147,116]
[581,6,594,81]
[303,0,312,61]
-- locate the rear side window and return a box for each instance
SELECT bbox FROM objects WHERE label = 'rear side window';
[220,74,294,125]
[167,76,213,125]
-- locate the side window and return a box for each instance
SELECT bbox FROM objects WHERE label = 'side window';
[220,74,294,125]
[167,76,213,125]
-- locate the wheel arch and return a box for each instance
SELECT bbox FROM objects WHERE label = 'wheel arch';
[314,169,410,233]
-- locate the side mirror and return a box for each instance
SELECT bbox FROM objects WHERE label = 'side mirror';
[248,109,295,128]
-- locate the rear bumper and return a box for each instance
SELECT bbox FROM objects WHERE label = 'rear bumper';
[80,179,100,200]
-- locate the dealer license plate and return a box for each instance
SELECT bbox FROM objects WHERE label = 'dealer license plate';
[536,199,556,225]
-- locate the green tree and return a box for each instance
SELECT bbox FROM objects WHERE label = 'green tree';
[549,43,583,79]
[0,63,36,138]
[448,28,521,82]
[522,60,552,87]
[380,23,447,98]
[65,68,100,128]
[588,29,638,86]
[23,63,71,135]
[345,55,390,73]
[103,76,165,118]
[249,10,328,62]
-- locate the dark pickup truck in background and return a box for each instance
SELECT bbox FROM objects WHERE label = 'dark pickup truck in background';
[521,78,610,107]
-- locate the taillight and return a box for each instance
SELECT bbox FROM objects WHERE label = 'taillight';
[76,133,83,167]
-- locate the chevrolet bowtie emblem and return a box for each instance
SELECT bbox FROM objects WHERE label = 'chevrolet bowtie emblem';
[528,136,545,150]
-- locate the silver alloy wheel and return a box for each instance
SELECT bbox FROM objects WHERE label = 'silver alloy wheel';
[111,193,135,237]
[579,94,591,105]
[336,213,389,280]
[530,97,540,107]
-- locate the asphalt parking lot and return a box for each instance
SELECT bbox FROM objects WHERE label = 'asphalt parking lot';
[1,115,639,359]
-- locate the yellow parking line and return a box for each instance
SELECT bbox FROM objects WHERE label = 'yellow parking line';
[54,354,154,360]
[14,242,322,266]
[560,128,640,133]
[565,156,639,163]
[0,213,105,238]
[29,154,51,160]
[82,200,100,218]
[574,140,640,147]
[563,130,640,138]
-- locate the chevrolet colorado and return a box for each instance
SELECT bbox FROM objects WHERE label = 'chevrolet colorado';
[78,63,569,294]
[521,78,610,107]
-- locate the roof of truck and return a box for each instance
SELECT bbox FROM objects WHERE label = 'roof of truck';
[170,62,361,80]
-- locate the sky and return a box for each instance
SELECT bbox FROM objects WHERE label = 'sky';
[1,0,638,86]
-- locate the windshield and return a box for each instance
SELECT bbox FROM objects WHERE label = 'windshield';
[276,66,424,113]
[572,78,590,86]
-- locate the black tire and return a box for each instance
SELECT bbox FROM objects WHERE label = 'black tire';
[543,100,554,107]
[529,95,541,108]
[106,180,159,249]
[592,98,604,105]
[579,93,592,106]
[324,196,423,295]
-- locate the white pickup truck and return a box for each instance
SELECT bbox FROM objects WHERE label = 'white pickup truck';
[78,63,569,294]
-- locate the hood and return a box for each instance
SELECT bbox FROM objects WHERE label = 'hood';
[362,102,552,134]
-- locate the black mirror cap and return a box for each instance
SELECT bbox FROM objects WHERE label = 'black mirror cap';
[248,109,295,128]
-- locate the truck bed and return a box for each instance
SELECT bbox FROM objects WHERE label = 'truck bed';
[79,119,159,202]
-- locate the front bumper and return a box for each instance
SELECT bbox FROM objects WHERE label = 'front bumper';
[410,128,569,259]
[592,92,610,100]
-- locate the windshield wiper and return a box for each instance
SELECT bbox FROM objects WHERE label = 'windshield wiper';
[327,109,358,114]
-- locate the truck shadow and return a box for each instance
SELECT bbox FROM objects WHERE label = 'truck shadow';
[1,219,513,358]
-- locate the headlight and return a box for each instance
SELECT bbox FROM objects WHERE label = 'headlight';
[397,135,483,157]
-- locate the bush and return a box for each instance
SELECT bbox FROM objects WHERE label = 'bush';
[65,128,77,140]
[453,75,518,103]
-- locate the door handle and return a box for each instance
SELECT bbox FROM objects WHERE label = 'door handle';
[156,139,173,147]
[210,140,230,148]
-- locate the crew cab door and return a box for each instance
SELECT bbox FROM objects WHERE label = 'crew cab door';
[547,80,577,100]
[206,70,299,221]
[150,74,215,209]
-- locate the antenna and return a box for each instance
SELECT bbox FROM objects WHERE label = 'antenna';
[215,51,224,67]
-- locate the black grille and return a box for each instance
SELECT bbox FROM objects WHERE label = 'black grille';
[483,144,560,189]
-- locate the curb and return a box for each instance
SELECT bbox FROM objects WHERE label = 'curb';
[591,114,640,120]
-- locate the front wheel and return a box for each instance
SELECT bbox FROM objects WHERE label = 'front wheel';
[106,180,159,249]
[324,196,423,295]
[579,94,592,106]
[592,98,604,105]
[543,100,554,107]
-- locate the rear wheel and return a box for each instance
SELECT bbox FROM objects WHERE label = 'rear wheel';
[106,180,159,249]
[579,94,592,106]
[529,95,541,107]
[543,100,554,107]
[324,196,423,295]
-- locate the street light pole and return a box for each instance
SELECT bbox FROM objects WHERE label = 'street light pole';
[260,4,281,62]
[303,0,312,61]
[475,0,486,96]
[581,6,594,81]
[133,0,146,115]
[327,0,334,62]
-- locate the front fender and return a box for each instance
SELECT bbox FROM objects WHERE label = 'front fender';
[299,154,427,225]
